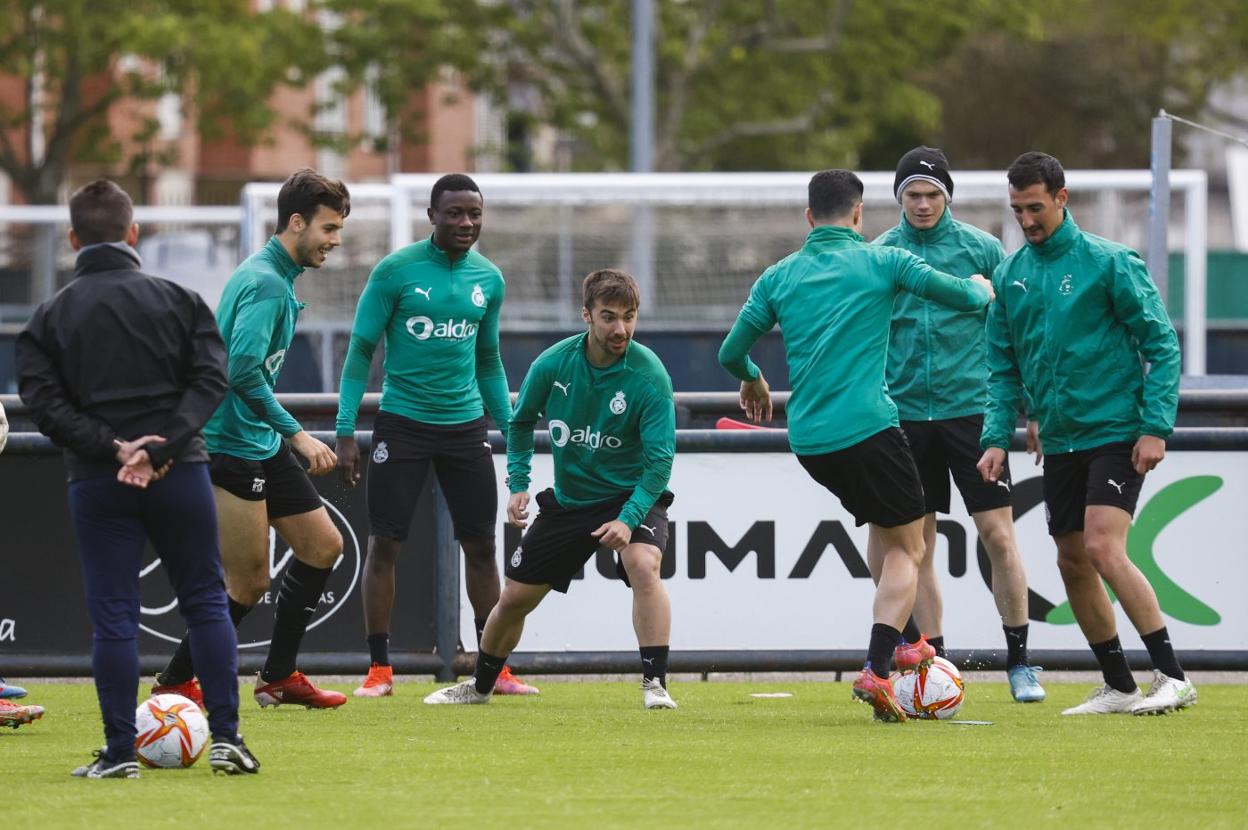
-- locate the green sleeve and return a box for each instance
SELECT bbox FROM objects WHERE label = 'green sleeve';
[336,268,397,436]
[894,250,991,311]
[1109,251,1181,438]
[717,277,773,381]
[506,358,553,494]
[228,290,301,438]
[980,272,1024,450]
[617,385,676,529]
[475,280,512,435]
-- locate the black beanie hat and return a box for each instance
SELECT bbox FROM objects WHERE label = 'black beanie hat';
[894,146,954,204]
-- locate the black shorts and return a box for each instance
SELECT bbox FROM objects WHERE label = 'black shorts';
[208,442,323,520]
[1042,441,1144,536]
[366,411,497,542]
[797,427,925,528]
[901,414,1013,515]
[506,489,675,593]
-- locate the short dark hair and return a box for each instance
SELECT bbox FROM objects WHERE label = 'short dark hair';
[583,268,640,312]
[808,170,864,220]
[430,173,481,209]
[1007,152,1066,196]
[69,179,133,245]
[276,168,351,232]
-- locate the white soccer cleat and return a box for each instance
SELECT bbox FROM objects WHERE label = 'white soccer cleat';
[1131,670,1197,716]
[423,680,491,705]
[1061,684,1143,715]
[642,678,677,710]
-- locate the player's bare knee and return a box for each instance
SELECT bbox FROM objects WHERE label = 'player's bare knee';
[230,568,270,604]
[298,527,343,569]
[1082,534,1125,575]
[461,538,496,567]
[367,536,402,568]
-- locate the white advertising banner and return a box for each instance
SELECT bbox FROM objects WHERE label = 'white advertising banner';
[463,452,1247,652]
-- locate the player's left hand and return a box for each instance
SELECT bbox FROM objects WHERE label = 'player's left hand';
[1132,435,1166,474]
[117,449,157,489]
[977,447,1007,483]
[592,519,631,551]
[739,373,772,423]
[507,491,531,528]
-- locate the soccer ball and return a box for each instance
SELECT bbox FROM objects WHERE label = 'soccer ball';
[893,656,965,720]
[135,694,209,768]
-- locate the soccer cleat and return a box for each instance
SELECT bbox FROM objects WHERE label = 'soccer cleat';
[71,749,140,779]
[1007,665,1047,703]
[1061,684,1143,715]
[493,665,540,696]
[150,677,204,708]
[642,678,677,710]
[0,699,44,729]
[0,678,28,699]
[893,635,937,673]
[209,736,261,775]
[423,680,491,705]
[1130,670,1197,716]
[353,663,394,698]
[851,670,907,723]
[254,671,347,709]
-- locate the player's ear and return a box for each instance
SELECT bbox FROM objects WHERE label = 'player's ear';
[805,207,815,229]
[581,306,592,325]
[1055,187,1069,210]
[68,227,82,251]
[126,223,140,247]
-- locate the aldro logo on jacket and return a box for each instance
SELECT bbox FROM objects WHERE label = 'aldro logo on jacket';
[405,316,479,341]
[548,420,623,450]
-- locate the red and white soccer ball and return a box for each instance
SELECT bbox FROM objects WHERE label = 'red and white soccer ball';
[135,693,209,768]
[893,656,965,720]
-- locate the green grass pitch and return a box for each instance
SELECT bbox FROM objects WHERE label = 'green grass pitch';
[4,678,1245,829]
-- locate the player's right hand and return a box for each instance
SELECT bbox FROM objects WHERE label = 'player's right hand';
[114,434,165,464]
[977,447,1007,483]
[970,273,995,302]
[507,492,530,529]
[291,430,337,475]
[336,436,361,488]
[740,372,772,423]
[1025,420,1043,465]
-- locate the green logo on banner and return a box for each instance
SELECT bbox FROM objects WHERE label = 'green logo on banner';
[1046,475,1223,626]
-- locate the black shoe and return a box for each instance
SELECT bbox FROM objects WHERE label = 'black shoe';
[71,749,140,779]
[209,736,260,775]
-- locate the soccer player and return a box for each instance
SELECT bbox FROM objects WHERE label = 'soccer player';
[16,179,255,775]
[152,169,351,710]
[718,170,993,722]
[335,174,537,698]
[871,146,1045,703]
[423,268,678,709]
[978,152,1195,716]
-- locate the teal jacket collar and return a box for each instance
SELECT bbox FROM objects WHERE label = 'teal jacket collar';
[897,206,954,245]
[262,236,304,282]
[1029,209,1080,260]
[803,224,865,250]
[422,234,473,267]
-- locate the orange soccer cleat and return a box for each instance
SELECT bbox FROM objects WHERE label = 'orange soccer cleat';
[150,678,204,708]
[353,664,394,698]
[893,635,937,673]
[254,671,347,709]
[852,670,908,723]
[492,665,540,696]
[0,699,45,729]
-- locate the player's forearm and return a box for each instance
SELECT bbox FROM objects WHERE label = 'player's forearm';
[475,347,513,433]
[919,268,991,312]
[232,366,301,438]
[505,426,536,493]
[717,317,764,381]
[618,460,672,529]
[16,338,116,459]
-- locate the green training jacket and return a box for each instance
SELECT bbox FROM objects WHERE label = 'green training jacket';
[336,237,511,436]
[203,237,305,460]
[874,208,1004,421]
[718,225,991,456]
[980,210,1180,453]
[507,333,676,529]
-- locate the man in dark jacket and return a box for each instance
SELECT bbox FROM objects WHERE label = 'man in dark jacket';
[16,179,259,777]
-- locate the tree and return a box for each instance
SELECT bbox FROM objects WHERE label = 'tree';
[475,0,1040,172]
[0,0,327,204]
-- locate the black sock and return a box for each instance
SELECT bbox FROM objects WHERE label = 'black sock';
[901,617,922,644]
[159,598,252,686]
[1141,626,1185,681]
[474,618,488,650]
[640,645,670,688]
[261,561,331,683]
[927,635,947,658]
[1003,624,1030,669]
[1090,635,1137,693]
[367,633,390,667]
[866,623,902,679]
[474,650,507,695]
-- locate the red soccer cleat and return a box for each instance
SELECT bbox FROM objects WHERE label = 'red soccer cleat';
[893,635,937,673]
[492,665,540,696]
[0,699,44,729]
[150,678,204,708]
[852,670,908,723]
[353,664,394,698]
[254,671,347,709]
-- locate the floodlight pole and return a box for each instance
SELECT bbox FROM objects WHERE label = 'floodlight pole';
[1148,114,1172,306]
[630,0,655,306]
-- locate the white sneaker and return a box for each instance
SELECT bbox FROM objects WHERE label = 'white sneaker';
[1061,684,1143,715]
[1131,670,1197,716]
[423,680,491,705]
[642,678,677,710]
